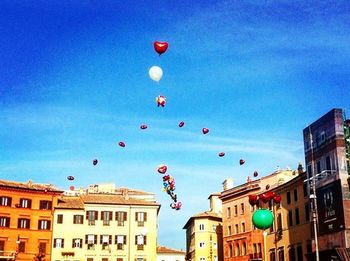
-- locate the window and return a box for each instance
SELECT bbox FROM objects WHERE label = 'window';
[229,244,233,257]
[235,243,240,256]
[116,211,127,226]
[235,224,239,234]
[213,224,217,231]
[296,245,303,261]
[199,242,205,248]
[294,189,298,202]
[101,211,112,226]
[39,242,46,254]
[115,235,126,250]
[303,182,308,197]
[253,244,257,254]
[102,258,108,261]
[73,215,84,224]
[100,235,112,249]
[199,224,204,230]
[278,247,284,261]
[57,214,63,224]
[72,239,82,248]
[135,235,146,250]
[316,161,321,174]
[289,246,295,261]
[86,211,98,225]
[242,242,246,255]
[136,212,147,226]
[0,240,4,251]
[38,220,51,230]
[295,208,300,225]
[53,238,64,248]
[19,241,25,253]
[85,235,97,249]
[0,196,11,207]
[234,205,238,216]
[287,192,291,204]
[307,240,312,254]
[257,243,262,253]
[270,250,276,261]
[240,203,244,214]
[277,213,282,230]
[288,210,293,226]
[18,218,30,229]
[87,258,93,261]
[326,156,331,171]
[200,258,206,261]
[227,207,231,218]
[0,217,10,227]
[39,200,52,210]
[242,222,245,232]
[117,259,123,261]
[19,198,32,208]
[305,203,310,221]
[228,225,231,235]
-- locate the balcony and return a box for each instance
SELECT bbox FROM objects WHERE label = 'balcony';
[0,251,17,259]
[249,252,262,260]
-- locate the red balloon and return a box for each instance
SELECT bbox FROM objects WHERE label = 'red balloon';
[179,121,185,128]
[273,195,282,203]
[93,159,98,166]
[157,165,167,174]
[260,193,269,203]
[140,124,148,130]
[239,159,245,165]
[248,194,258,206]
[266,191,276,201]
[218,152,225,157]
[253,171,258,177]
[118,142,125,147]
[202,128,209,134]
[154,41,168,55]
[69,186,75,191]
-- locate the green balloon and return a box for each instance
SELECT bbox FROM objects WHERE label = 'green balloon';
[252,209,274,230]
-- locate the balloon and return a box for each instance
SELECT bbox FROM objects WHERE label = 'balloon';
[268,191,276,199]
[253,171,258,177]
[248,195,258,206]
[218,152,225,157]
[118,142,125,147]
[273,195,282,203]
[67,176,74,181]
[179,121,185,128]
[260,193,269,203]
[239,159,245,165]
[157,165,167,174]
[93,159,98,166]
[252,209,274,230]
[140,124,148,130]
[154,41,168,55]
[202,128,209,134]
[149,66,163,82]
[174,202,182,210]
[69,186,75,191]
[156,95,166,107]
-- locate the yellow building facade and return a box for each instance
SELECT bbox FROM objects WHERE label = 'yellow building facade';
[51,187,160,261]
[183,194,223,261]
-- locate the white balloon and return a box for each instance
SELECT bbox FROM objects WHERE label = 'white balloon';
[149,66,163,82]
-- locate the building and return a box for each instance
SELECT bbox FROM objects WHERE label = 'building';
[264,171,312,261]
[156,246,186,261]
[220,169,299,261]
[0,179,63,261]
[303,108,350,260]
[51,185,161,261]
[183,193,223,261]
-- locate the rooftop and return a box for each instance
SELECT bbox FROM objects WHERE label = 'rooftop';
[56,197,84,209]
[183,211,222,229]
[157,246,185,255]
[81,193,160,206]
[0,179,63,193]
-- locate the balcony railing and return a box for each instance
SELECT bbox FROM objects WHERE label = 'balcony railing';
[0,251,17,259]
[249,252,262,260]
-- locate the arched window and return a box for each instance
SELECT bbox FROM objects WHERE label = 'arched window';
[242,242,247,255]
[236,243,240,256]
[229,244,233,257]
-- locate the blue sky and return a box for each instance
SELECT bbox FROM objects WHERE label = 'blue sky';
[1,0,350,250]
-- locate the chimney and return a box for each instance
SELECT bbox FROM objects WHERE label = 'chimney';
[222,178,233,191]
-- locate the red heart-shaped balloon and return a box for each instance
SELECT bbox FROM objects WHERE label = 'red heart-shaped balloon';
[260,193,269,203]
[248,194,259,206]
[140,124,148,130]
[154,41,168,55]
[239,159,245,165]
[202,128,209,134]
[158,165,167,174]
[118,141,125,147]
[253,171,258,177]
[179,121,185,128]
[273,195,282,203]
[218,152,225,157]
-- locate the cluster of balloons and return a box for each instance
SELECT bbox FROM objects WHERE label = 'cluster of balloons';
[157,164,182,210]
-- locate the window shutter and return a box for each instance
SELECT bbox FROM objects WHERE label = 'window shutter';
[114,235,117,244]
[144,212,147,221]
[53,239,56,248]
[123,236,126,244]
[8,197,12,207]
[94,235,97,244]
[72,239,75,248]
[27,219,30,229]
[101,211,103,220]
[144,236,147,245]
[47,221,51,230]
[39,201,43,209]
[109,211,112,220]
[135,236,137,244]
[86,211,89,220]
[62,239,64,248]
[28,200,32,209]
[80,239,83,248]
[124,212,127,221]
[95,211,98,220]
[135,212,138,221]
[48,201,52,209]
[100,235,103,244]
[17,219,20,228]
[85,235,88,244]
[109,235,112,245]
[38,220,41,229]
